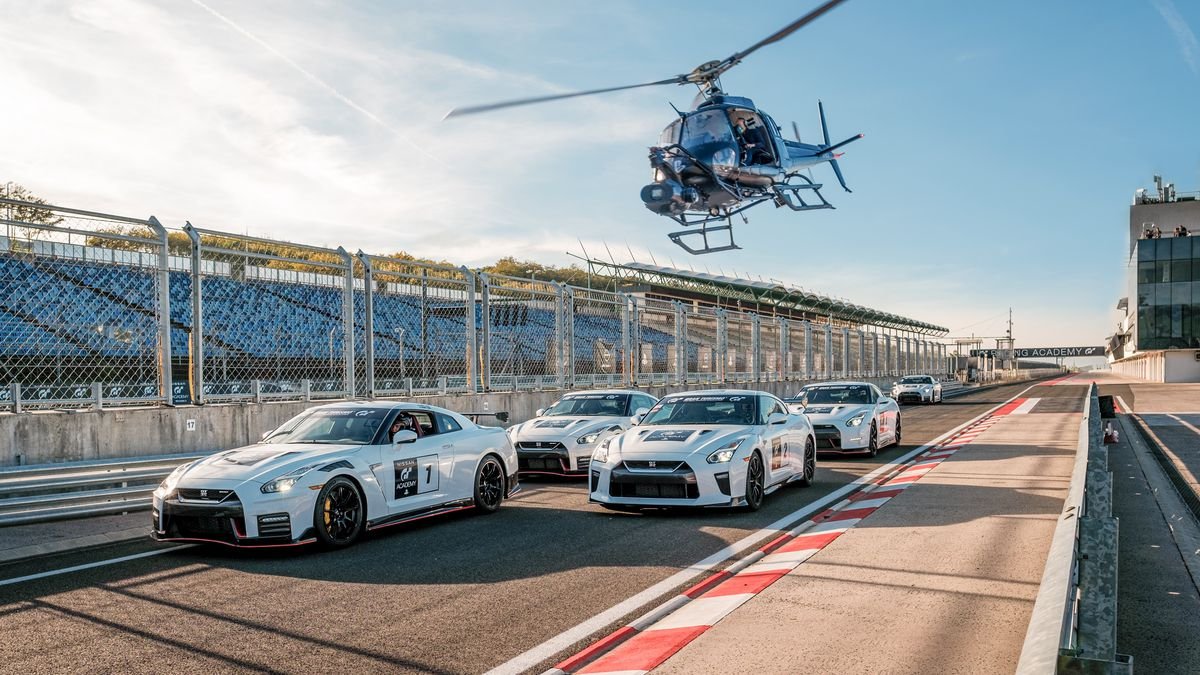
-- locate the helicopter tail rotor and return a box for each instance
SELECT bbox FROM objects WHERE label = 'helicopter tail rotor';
[817,101,860,192]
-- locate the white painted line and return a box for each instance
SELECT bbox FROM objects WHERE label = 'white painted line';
[0,545,195,588]
[1167,414,1200,437]
[499,383,1044,675]
[1012,398,1040,415]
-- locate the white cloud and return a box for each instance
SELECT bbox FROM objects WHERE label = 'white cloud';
[1153,0,1200,75]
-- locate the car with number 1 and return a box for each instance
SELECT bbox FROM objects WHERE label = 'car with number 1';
[152,401,518,549]
[588,390,816,511]
[890,375,943,404]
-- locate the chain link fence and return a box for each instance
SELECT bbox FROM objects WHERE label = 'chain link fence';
[0,198,950,411]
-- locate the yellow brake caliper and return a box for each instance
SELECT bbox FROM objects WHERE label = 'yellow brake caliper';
[324,496,332,527]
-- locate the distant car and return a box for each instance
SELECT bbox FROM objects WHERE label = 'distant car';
[507,390,659,477]
[786,381,901,457]
[588,390,816,511]
[152,401,518,549]
[890,375,943,404]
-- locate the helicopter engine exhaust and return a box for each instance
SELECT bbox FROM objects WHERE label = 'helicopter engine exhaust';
[641,180,699,216]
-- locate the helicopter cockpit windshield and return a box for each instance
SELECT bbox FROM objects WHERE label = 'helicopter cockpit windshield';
[680,110,738,170]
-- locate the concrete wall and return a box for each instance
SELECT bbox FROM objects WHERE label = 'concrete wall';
[1111,350,1200,383]
[3,371,1047,468]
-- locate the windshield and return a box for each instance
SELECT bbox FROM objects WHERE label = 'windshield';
[792,385,871,406]
[900,376,933,384]
[641,394,758,426]
[681,110,734,152]
[264,408,389,444]
[544,394,630,417]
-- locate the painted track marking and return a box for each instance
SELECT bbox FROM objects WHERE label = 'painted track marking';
[0,545,195,588]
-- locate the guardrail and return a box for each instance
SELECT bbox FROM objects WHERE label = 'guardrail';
[1016,383,1132,674]
[0,453,204,527]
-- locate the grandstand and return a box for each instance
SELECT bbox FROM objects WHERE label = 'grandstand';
[0,196,948,410]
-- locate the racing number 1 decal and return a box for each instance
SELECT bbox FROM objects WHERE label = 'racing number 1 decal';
[770,437,786,471]
[394,455,439,499]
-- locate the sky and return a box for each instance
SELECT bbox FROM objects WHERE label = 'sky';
[2,0,1199,353]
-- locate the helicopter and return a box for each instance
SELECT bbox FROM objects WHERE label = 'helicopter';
[445,0,861,255]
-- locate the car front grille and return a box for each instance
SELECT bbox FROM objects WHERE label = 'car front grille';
[622,460,686,472]
[576,457,591,472]
[176,488,238,503]
[516,441,567,451]
[813,424,842,449]
[610,482,699,499]
[519,457,568,472]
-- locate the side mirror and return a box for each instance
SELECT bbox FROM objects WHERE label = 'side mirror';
[630,408,649,425]
[767,411,788,425]
[392,430,418,445]
[891,382,897,386]
[535,408,546,418]
[495,411,510,423]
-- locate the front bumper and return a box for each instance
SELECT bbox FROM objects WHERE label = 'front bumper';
[588,459,742,508]
[811,422,871,452]
[151,486,317,548]
[515,442,591,476]
[894,390,931,403]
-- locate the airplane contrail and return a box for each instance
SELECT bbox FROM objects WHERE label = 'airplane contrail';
[186,0,439,161]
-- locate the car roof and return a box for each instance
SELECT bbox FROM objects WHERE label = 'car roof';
[802,381,874,388]
[312,400,442,413]
[559,389,647,397]
[661,389,773,398]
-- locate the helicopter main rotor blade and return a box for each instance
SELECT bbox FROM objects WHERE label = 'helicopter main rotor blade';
[715,0,850,75]
[443,77,684,119]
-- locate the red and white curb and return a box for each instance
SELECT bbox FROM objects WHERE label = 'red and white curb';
[545,404,1025,675]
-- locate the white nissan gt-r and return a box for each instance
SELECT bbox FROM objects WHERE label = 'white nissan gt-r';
[152,401,518,549]
[786,381,901,457]
[507,390,659,477]
[588,390,816,511]
[891,375,943,404]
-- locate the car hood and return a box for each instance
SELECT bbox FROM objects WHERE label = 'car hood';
[510,416,623,442]
[177,443,364,485]
[608,425,753,459]
[788,403,872,422]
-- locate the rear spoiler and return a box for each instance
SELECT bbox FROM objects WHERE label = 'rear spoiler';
[463,411,510,424]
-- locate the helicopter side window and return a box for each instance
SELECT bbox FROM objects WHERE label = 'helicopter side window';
[729,110,774,166]
[659,120,682,147]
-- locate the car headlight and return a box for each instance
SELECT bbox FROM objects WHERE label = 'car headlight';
[592,440,611,464]
[845,414,866,428]
[153,462,192,499]
[261,464,318,494]
[707,437,746,464]
[578,431,602,445]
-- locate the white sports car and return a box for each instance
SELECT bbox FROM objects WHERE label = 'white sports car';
[786,381,901,457]
[508,389,659,477]
[890,375,943,404]
[588,390,816,511]
[152,401,518,549]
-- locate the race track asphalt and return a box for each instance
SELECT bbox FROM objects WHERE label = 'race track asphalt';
[0,382,1039,675]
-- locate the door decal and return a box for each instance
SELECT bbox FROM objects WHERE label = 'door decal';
[394,454,439,498]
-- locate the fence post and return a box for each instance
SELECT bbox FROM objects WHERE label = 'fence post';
[750,313,761,383]
[335,247,355,399]
[358,252,375,399]
[183,223,204,405]
[777,317,788,382]
[92,382,103,411]
[555,282,566,390]
[803,321,813,380]
[841,327,851,379]
[716,309,728,383]
[462,267,478,395]
[10,383,21,414]
[147,216,173,405]
[824,323,834,379]
[564,286,575,389]
[620,294,632,387]
[627,295,641,385]
[480,272,492,391]
[674,302,687,385]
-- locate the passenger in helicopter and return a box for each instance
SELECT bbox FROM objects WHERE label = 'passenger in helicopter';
[733,116,772,166]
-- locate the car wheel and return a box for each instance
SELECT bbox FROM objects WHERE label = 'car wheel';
[744,451,765,511]
[867,423,879,458]
[473,455,506,514]
[893,415,903,447]
[796,437,816,487]
[313,476,365,548]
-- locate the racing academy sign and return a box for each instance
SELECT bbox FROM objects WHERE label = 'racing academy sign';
[969,346,1105,358]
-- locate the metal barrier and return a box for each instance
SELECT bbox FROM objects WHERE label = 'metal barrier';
[0,197,956,412]
[1016,383,1132,674]
[0,453,204,526]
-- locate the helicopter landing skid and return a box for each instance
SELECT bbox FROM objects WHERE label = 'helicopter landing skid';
[772,175,834,211]
[667,220,740,255]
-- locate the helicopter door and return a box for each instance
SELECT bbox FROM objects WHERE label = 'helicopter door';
[728,110,775,166]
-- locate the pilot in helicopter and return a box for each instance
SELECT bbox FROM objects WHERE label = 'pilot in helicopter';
[733,116,772,166]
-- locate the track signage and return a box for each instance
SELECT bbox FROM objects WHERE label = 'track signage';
[969,346,1105,358]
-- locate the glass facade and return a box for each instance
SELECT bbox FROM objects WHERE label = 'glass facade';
[1136,237,1200,349]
